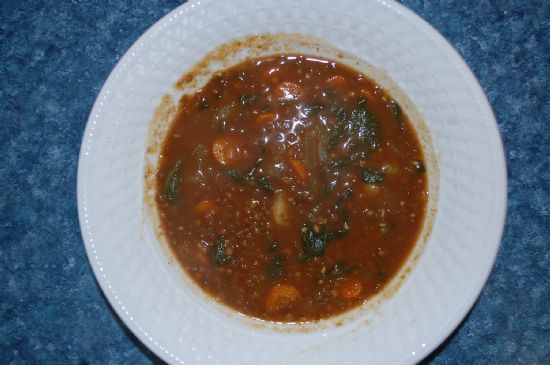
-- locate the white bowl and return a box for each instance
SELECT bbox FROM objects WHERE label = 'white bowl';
[77,1,507,364]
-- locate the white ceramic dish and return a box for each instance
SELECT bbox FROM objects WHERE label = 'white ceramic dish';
[77,0,507,364]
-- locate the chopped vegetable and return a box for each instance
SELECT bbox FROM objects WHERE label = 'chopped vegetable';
[299,224,348,261]
[226,168,249,184]
[265,283,300,313]
[266,255,286,279]
[163,160,182,203]
[389,100,403,129]
[255,175,274,195]
[289,159,308,182]
[335,187,353,208]
[339,277,362,299]
[212,135,240,166]
[272,193,290,226]
[195,200,216,216]
[255,113,277,124]
[362,168,384,184]
[350,107,379,151]
[327,108,347,150]
[210,238,233,266]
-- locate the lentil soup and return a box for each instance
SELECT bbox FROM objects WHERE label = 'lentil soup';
[155,54,429,322]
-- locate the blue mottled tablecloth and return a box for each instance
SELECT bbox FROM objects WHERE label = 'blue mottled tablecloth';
[1,1,548,364]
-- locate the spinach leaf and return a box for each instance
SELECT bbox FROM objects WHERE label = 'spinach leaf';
[327,108,348,150]
[164,160,182,203]
[210,238,233,266]
[299,224,349,261]
[266,255,286,279]
[225,157,266,185]
[255,175,274,195]
[226,168,250,184]
[362,168,384,184]
[300,227,327,260]
[351,107,379,151]
[335,187,353,208]
[389,100,404,129]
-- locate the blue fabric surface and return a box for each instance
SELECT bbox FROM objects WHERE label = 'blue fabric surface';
[1,0,548,364]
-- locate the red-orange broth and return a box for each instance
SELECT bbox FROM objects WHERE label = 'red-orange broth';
[156,54,428,321]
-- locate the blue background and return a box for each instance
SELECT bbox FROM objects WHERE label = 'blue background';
[1,1,548,364]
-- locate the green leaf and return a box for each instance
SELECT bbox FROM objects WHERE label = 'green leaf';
[299,223,349,261]
[327,108,347,150]
[255,175,274,195]
[351,107,379,151]
[266,255,286,279]
[389,100,404,129]
[226,168,249,184]
[362,168,384,184]
[210,238,233,266]
[335,187,353,208]
[164,160,182,203]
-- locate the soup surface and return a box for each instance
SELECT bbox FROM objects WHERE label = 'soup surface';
[155,54,428,322]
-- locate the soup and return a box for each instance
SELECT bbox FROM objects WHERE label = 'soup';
[155,54,428,322]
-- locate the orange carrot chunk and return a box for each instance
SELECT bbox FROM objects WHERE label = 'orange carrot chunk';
[195,200,216,216]
[339,277,363,299]
[289,159,308,182]
[212,135,241,166]
[255,113,278,125]
[265,283,300,313]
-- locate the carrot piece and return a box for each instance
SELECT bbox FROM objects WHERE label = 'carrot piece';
[212,135,240,166]
[339,277,363,299]
[289,159,308,182]
[272,81,303,102]
[265,283,300,313]
[255,113,277,124]
[326,75,346,89]
[195,200,216,215]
